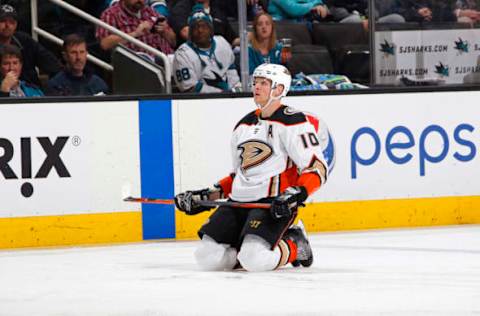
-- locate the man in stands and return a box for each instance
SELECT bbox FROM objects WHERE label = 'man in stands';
[172,7,240,93]
[170,0,239,46]
[0,44,43,97]
[399,0,456,22]
[96,0,176,57]
[0,4,61,88]
[47,34,109,96]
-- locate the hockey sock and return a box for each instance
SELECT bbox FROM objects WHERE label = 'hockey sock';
[275,239,297,269]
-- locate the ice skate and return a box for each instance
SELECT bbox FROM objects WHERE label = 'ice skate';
[284,220,313,267]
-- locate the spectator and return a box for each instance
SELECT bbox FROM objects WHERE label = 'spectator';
[398,0,456,23]
[248,13,285,75]
[0,4,61,88]
[96,0,176,57]
[321,0,368,23]
[170,0,239,46]
[0,44,43,97]
[107,0,170,17]
[455,0,480,24]
[225,0,269,21]
[268,0,328,21]
[47,34,109,96]
[375,0,406,23]
[173,7,240,93]
[311,0,405,24]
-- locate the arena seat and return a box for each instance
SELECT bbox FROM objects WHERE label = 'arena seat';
[310,23,369,82]
[311,23,367,50]
[275,21,313,45]
[288,44,333,75]
[333,44,370,84]
[111,45,167,94]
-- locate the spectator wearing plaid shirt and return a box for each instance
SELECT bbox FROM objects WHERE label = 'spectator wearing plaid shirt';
[96,0,176,57]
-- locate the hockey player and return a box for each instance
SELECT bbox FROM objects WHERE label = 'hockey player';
[172,7,240,93]
[175,63,335,272]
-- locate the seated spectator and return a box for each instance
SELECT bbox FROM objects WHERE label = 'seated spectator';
[398,0,456,23]
[96,0,176,58]
[226,0,268,21]
[455,0,480,24]
[47,34,109,96]
[321,0,367,23]
[268,0,328,21]
[375,0,406,23]
[312,0,405,24]
[107,0,170,17]
[0,44,43,97]
[0,4,61,88]
[170,0,239,46]
[173,8,240,93]
[248,13,286,75]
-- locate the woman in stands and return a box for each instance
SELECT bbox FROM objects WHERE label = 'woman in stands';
[248,13,289,75]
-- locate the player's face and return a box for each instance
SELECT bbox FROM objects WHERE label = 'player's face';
[253,77,272,107]
[191,21,212,48]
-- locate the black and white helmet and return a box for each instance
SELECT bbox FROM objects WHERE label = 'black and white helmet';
[253,63,291,97]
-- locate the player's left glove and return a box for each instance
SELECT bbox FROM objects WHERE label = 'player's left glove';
[174,188,214,215]
[270,186,308,220]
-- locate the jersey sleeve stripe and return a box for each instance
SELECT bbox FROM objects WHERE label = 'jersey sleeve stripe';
[306,115,319,133]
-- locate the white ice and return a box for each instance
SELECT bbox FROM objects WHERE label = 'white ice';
[1,225,479,316]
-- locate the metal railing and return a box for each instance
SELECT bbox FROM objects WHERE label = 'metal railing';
[31,0,172,93]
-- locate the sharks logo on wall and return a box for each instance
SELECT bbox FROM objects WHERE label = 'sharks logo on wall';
[435,62,449,77]
[454,38,469,54]
[379,39,395,57]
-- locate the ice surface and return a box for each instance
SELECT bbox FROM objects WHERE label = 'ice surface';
[1,225,479,315]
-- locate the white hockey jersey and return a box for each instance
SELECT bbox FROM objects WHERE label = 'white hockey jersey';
[173,35,240,93]
[218,105,335,202]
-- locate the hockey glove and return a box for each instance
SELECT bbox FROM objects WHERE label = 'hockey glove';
[270,186,308,220]
[174,188,214,215]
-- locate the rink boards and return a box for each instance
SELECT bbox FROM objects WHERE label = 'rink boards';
[1,91,480,248]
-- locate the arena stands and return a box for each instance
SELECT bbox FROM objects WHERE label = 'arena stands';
[2,0,480,96]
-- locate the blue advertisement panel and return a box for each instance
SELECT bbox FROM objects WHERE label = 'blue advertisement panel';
[139,100,175,239]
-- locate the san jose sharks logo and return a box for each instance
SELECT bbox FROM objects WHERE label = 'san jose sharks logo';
[379,39,395,57]
[204,71,226,87]
[434,62,449,77]
[454,38,469,54]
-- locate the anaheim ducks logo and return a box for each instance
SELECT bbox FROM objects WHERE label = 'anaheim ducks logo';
[238,141,273,172]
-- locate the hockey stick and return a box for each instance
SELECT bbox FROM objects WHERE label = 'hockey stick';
[123,196,271,209]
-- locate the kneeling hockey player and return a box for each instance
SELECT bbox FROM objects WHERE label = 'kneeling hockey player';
[175,63,335,272]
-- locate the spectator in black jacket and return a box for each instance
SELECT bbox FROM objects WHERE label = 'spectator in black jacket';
[0,4,61,87]
[398,0,456,23]
[170,0,239,46]
[47,34,108,96]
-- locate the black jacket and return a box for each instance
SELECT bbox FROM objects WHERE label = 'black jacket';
[169,0,237,45]
[398,0,456,22]
[4,31,62,87]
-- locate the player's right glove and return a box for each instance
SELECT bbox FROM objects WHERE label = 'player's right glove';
[270,186,308,220]
[174,188,214,215]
